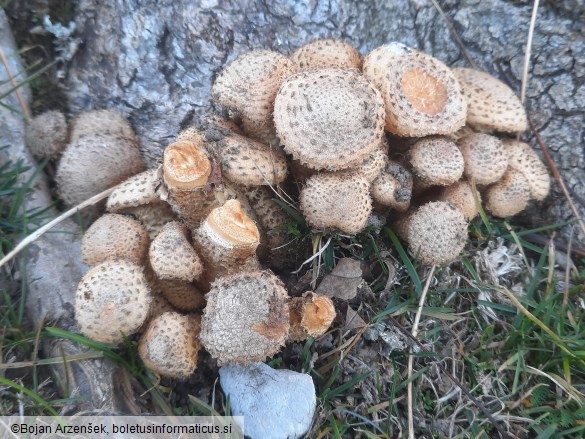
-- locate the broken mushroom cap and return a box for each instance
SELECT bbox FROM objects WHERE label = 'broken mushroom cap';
[452,68,528,133]
[291,39,362,71]
[288,292,336,341]
[161,140,221,228]
[363,42,467,137]
[370,161,413,212]
[25,110,68,160]
[56,133,145,209]
[149,221,203,282]
[404,201,468,265]
[200,271,290,364]
[503,139,550,201]
[106,167,162,212]
[458,133,508,185]
[139,312,201,378]
[70,109,137,143]
[300,172,372,235]
[193,199,261,287]
[75,260,151,344]
[274,68,385,170]
[408,136,464,186]
[437,180,481,221]
[483,168,531,217]
[81,213,150,266]
[212,50,295,142]
[219,133,288,186]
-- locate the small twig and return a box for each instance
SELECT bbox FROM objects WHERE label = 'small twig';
[528,118,585,239]
[408,265,436,439]
[520,0,539,105]
[0,46,31,122]
[0,187,115,271]
[562,226,575,307]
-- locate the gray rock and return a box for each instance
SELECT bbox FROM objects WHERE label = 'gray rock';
[219,362,316,439]
[65,0,584,246]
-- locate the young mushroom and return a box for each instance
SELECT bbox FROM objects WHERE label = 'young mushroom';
[139,312,202,378]
[452,68,528,133]
[371,161,413,213]
[398,201,468,265]
[300,172,372,234]
[81,213,150,266]
[503,139,550,201]
[408,136,464,186]
[483,169,530,218]
[70,109,138,143]
[25,110,68,160]
[291,38,362,71]
[200,271,290,364]
[75,260,151,344]
[458,133,508,185]
[274,68,385,171]
[437,180,481,221]
[363,42,467,137]
[288,292,336,341]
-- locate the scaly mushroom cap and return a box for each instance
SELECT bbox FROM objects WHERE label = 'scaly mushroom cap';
[453,68,528,133]
[363,42,467,136]
[56,133,145,208]
[126,203,177,241]
[106,167,162,212]
[176,126,206,146]
[438,180,481,221]
[200,271,290,364]
[300,173,372,234]
[219,133,288,186]
[207,114,243,135]
[458,133,508,185]
[406,201,468,265]
[274,68,385,170]
[25,110,68,160]
[70,109,137,143]
[291,39,362,71]
[370,161,413,212]
[139,312,201,378]
[357,137,390,183]
[149,222,203,282]
[212,49,295,129]
[408,136,464,186]
[81,213,149,266]
[75,260,151,344]
[155,279,206,311]
[503,139,550,201]
[288,293,336,341]
[484,169,530,217]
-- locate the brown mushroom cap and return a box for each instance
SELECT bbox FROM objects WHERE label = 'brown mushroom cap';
[452,68,528,133]
[356,137,390,183]
[274,68,385,170]
[81,213,149,266]
[503,139,550,201]
[106,167,162,212]
[126,203,178,241]
[149,222,203,282]
[25,110,68,160]
[212,49,295,130]
[438,180,481,221]
[219,133,288,186]
[288,292,336,341]
[155,279,206,311]
[139,312,201,378]
[458,133,508,185]
[363,42,467,136]
[300,172,372,235]
[75,260,151,344]
[291,39,362,71]
[483,169,531,217]
[405,201,468,265]
[370,161,413,212]
[200,271,290,364]
[408,136,464,186]
[56,133,145,208]
[70,109,137,143]
[163,140,211,190]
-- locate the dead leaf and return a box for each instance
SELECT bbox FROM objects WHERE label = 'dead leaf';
[315,257,362,300]
[343,307,367,332]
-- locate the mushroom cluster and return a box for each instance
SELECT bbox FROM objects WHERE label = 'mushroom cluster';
[26,38,551,378]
